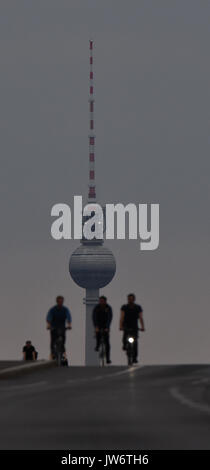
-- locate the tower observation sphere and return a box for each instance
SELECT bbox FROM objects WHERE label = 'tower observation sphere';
[69,241,116,290]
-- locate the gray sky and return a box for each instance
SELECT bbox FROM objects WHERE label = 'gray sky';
[0,0,209,365]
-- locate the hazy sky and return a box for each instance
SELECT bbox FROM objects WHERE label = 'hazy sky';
[0,1,209,365]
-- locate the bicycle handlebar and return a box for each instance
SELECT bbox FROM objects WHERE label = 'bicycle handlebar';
[123,327,141,331]
[47,326,72,331]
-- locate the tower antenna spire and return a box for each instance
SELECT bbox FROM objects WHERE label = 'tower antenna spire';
[88,39,96,201]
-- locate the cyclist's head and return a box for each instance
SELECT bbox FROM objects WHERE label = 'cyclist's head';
[26,340,31,346]
[127,293,135,304]
[56,295,64,307]
[99,295,107,306]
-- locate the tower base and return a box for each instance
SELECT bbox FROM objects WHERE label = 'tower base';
[84,289,99,365]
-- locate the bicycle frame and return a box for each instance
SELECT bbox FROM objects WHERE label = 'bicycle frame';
[98,329,107,367]
[52,327,66,366]
[124,329,137,366]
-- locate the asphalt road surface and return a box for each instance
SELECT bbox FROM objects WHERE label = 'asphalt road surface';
[0,364,210,449]
[0,361,23,370]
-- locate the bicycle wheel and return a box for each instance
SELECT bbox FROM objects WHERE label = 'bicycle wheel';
[127,344,134,366]
[56,349,62,367]
[99,341,105,367]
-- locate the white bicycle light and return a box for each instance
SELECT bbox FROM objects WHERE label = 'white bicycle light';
[128,337,134,344]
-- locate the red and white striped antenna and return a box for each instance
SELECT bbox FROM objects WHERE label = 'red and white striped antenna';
[88,39,96,201]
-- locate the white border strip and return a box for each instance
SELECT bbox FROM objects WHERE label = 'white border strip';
[170,386,210,415]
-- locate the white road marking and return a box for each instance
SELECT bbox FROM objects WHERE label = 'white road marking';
[67,365,142,385]
[191,377,210,385]
[170,386,210,415]
[0,360,52,377]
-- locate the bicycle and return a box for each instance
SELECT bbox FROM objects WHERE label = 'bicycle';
[98,329,108,367]
[124,328,139,367]
[51,326,71,367]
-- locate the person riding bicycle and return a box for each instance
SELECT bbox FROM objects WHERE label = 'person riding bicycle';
[93,296,113,364]
[46,295,72,360]
[120,293,145,363]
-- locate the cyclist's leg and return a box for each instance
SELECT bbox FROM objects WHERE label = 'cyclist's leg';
[50,329,57,359]
[61,328,67,358]
[134,331,138,361]
[95,331,101,351]
[105,332,110,362]
[122,330,127,350]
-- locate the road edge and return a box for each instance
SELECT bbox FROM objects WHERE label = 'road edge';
[0,360,55,379]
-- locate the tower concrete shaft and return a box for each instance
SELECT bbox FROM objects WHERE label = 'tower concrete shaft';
[84,288,99,365]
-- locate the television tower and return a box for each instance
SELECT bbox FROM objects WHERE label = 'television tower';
[69,40,116,365]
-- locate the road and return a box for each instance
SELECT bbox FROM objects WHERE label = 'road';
[0,364,210,449]
[0,361,23,370]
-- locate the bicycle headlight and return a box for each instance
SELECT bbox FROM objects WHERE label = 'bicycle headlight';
[128,337,134,344]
